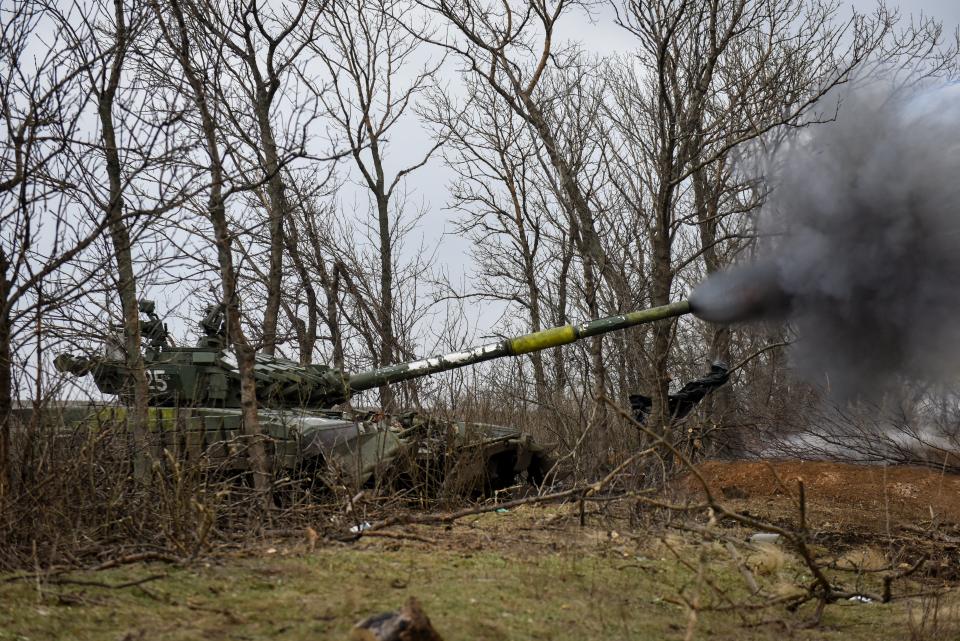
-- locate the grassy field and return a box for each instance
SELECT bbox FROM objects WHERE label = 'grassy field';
[2,502,956,641]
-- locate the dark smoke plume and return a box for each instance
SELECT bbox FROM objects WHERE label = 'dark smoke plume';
[691,82,960,399]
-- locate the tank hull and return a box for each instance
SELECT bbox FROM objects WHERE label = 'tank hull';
[14,403,549,496]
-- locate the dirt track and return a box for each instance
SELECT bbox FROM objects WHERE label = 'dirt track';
[693,460,960,534]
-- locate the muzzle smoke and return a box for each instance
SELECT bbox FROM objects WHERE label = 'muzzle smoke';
[690,83,960,399]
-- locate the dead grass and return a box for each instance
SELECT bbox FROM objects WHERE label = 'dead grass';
[1,503,954,641]
[906,593,960,641]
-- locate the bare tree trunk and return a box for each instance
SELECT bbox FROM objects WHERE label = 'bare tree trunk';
[526,289,549,404]
[252,83,288,357]
[303,213,345,370]
[98,0,150,482]
[648,178,676,434]
[551,229,574,391]
[375,191,396,409]
[326,262,345,370]
[0,260,10,497]
[156,0,272,504]
[282,222,318,364]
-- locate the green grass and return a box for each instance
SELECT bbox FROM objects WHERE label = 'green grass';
[0,509,953,640]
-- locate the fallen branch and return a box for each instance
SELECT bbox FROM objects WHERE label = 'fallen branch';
[357,531,438,545]
[338,447,659,540]
[883,554,928,603]
[3,551,182,584]
[45,573,168,589]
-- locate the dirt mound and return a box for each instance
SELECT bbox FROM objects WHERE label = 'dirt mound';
[691,460,960,533]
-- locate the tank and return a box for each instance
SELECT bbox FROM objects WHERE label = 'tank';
[51,299,692,495]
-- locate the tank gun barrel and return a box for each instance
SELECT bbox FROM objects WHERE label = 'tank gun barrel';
[348,301,691,392]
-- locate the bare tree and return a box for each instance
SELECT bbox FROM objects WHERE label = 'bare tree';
[46,0,195,480]
[413,0,645,438]
[0,1,120,494]
[311,0,444,409]
[604,0,919,434]
[279,179,328,366]
[254,172,343,367]
[419,0,632,308]
[96,2,149,479]
[427,76,554,403]
[534,56,620,410]
[149,0,272,500]
[176,0,324,356]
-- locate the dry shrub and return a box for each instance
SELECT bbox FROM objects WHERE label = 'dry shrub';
[907,593,960,641]
[746,542,790,576]
[423,358,666,488]
[3,399,563,572]
[772,580,808,601]
[836,547,889,572]
[0,411,272,571]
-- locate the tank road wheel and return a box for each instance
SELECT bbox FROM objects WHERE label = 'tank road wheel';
[485,451,520,494]
[525,452,552,487]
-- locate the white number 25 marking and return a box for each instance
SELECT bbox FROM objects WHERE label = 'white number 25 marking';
[146,369,169,392]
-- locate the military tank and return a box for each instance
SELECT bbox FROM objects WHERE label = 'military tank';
[52,299,691,495]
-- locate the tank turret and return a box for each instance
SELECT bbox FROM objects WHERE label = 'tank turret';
[54,301,349,408]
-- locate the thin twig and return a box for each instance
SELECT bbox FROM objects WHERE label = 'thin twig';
[45,574,167,589]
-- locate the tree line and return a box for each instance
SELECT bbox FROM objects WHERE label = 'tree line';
[1,0,956,495]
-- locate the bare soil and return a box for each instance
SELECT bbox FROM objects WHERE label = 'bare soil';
[692,459,960,532]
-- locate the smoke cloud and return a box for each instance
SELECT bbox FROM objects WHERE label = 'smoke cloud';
[690,82,960,399]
